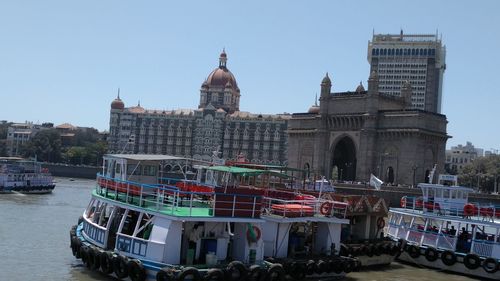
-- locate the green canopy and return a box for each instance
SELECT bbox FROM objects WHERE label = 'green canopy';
[207,165,290,178]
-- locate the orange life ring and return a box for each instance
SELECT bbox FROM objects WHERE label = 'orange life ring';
[400,197,407,208]
[463,203,476,216]
[246,225,261,242]
[377,217,385,229]
[320,202,333,215]
[480,207,493,217]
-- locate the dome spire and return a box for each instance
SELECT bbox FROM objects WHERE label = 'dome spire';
[219,48,227,68]
[117,87,120,99]
[314,93,318,106]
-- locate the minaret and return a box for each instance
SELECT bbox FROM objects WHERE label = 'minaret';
[219,48,227,68]
[367,70,379,94]
[320,72,332,99]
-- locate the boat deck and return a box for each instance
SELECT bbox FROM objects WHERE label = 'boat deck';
[94,188,213,217]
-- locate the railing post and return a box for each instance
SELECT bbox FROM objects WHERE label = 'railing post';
[126,182,130,203]
[139,185,143,206]
[252,196,256,218]
[232,195,236,217]
[189,193,193,216]
[212,194,216,217]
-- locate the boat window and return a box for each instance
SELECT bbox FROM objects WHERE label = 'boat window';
[457,190,463,199]
[120,210,140,236]
[451,190,457,199]
[85,199,97,218]
[136,213,154,240]
[443,189,450,199]
[435,188,443,198]
[115,165,121,174]
[428,188,434,198]
[143,165,157,176]
[127,164,142,176]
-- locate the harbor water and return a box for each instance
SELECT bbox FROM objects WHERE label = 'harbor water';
[0,178,479,281]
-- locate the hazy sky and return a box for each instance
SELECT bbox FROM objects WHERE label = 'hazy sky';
[1,1,499,151]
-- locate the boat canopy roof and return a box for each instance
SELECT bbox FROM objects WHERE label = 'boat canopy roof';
[418,183,474,192]
[104,154,187,161]
[207,165,289,178]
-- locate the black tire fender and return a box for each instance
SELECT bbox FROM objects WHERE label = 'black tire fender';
[99,251,114,275]
[156,267,175,281]
[287,262,305,280]
[248,265,266,281]
[482,257,498,274]
[305,260,316,275]
[441,250,456,266]
[407,245,420,259]
[464,253,481,270]
[424,247,438,262]
[226,260,248,281]
[128,259,146,281]
[332,259,343,274]
[178,267,202,281]
[113,254,129,279]
[266,263,285,281]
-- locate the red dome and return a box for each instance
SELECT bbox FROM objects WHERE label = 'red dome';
[111,98,124,110]
[205,67,238,88]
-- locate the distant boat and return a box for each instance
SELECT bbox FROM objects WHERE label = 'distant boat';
[0,157,55,194]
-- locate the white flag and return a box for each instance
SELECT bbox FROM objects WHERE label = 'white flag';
[370,174,383,190]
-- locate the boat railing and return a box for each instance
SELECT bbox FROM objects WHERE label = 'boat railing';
[96,174,262,218]
[115,232,164,261]
[472,239,496,257]
[81,216,107,249]
[261,196,348,218]
[388,222,458,250]
[400,195,500,221]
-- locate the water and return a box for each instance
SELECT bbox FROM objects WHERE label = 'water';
[0,178,479,281]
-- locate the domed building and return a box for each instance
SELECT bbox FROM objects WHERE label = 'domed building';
[199,50,241,113]
[108,51,290,164]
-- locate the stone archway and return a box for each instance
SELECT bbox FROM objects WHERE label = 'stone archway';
[386,166,395,184]
[331,136,357,181]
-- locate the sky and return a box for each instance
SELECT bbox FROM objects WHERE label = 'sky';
[0,1,499,151]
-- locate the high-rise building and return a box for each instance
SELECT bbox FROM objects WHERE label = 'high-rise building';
[367,30,446,113]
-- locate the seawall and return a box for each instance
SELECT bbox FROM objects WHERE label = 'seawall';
[42,163,100,179]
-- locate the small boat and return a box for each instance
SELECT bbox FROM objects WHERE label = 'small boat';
[69,154,358,281]
[0,157,55,194]
[386,179,500,280]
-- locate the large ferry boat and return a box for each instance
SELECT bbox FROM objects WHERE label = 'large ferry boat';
[386,180,500,279]
[69,154,358,281]
[0,157,55,194]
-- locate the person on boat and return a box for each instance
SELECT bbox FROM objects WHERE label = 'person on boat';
[449,225,457,236]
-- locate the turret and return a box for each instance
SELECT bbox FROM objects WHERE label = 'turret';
[320,73,332,99]
[401,80,413,108]
[367,70,379,94]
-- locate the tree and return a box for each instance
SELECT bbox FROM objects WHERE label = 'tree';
[20,129,62,162]
[458,155,500,193]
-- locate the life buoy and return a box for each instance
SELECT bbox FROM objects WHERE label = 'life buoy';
[320,202,333,215]
[226,261,248,281]
[156,267,175,281]
[463,203,476,216]
[99,251,114,275]
[482,257,498,273]
[407,245,420,258]
[464,253,481,270]
[266,263,285,281]
[248,265,267,281]
[177,267,201,281]
[113,255,129,279]
[246,225,261,242]
[128,259,146,281]
[400,197,407,208]
[441,250,456,266]
[424,247,438,262]
[376,217,385,229]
